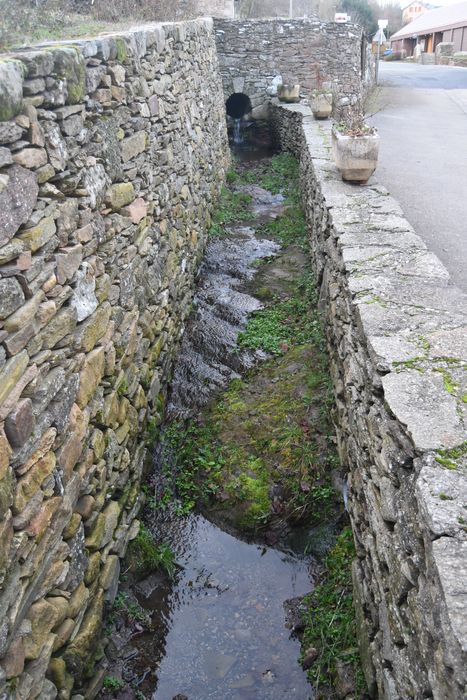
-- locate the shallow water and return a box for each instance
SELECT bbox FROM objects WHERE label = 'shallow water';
[133,512,313,700]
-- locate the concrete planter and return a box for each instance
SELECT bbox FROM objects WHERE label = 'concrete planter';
[277,84,300,103]
[331,127,379,183]
[310,92,332,119]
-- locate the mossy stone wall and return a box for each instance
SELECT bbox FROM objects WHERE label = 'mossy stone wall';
[0,19,228,699]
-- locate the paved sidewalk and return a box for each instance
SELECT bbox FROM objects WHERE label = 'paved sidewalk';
[370,62,467,292]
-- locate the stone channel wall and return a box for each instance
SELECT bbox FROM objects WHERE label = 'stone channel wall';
[214,19,366,118]
[0,19,228,699]
[271,102,467,700]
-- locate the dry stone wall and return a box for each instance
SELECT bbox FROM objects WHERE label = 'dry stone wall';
[271,102,467,700]
[214,19,366,117]
[0,19,228,699]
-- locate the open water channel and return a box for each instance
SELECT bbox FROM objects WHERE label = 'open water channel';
[105,130,336,700]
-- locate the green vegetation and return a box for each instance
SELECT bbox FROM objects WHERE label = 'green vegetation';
[152,152,339,532]
[0,0,132,51]
[228,152,300,197]
[261,203,307,247]
[103,676,125,692]
[125,524,176,578]
[0,0,196,51]
[160,422,225,514]
[434,367,458,395]
[301,527,366,696]
[108,592,148,626]
[238,273,322,355]
[435,441,467,470]
[208,187,252,237]
[438,492,453,501]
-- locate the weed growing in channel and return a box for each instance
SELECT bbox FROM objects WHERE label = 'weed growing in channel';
[209,187,252,237]
[103,676,125,692]
[125,525,176,578]
[301,527,366,697]
[238,273,324,355]
[154,422,225,514]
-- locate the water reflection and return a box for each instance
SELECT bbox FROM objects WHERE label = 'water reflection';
[134,513,313,700]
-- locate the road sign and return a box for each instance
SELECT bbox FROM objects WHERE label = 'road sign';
[378,19,389,29]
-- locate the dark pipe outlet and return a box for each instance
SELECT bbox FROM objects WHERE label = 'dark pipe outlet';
[226,92,252,119]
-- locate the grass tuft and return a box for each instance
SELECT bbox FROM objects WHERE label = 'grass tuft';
[301,527,366,696]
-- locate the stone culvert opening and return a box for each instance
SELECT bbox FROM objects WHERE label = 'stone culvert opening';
[226,92,252,118]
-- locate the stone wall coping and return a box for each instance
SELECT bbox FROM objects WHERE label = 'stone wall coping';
[5,16,214,58]
[272,101,467,690]
[276,101,467,454]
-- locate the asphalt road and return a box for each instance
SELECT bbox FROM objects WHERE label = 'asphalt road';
[369,62,467,292]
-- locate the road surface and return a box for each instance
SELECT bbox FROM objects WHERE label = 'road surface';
[369,62,467,292]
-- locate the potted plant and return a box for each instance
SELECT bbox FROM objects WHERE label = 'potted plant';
[277,83,300,103]
[331,106,379,183]
[310,66,333,119]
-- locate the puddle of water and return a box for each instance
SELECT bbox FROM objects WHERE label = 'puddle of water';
[133,512,314,700]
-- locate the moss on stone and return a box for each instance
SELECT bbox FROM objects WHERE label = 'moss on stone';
[115,38,127,63]
[53,48,86,105]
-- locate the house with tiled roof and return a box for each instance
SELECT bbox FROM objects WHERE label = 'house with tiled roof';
[391,0,467,55]
[402,1,438,26]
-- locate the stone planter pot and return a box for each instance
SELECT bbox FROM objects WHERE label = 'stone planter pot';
[331,126,379,183]
[310,92,332,119]
[277,84,300,103]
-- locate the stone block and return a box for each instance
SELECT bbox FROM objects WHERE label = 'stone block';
[76,346,105,409]
[39,307,77,350]
[0,60,24,122]
[382,370,464,451]
[13,147,48,169]
[3,635,25,679]
[0,278,25,320]
[75,302,111,352]
[52,48,86,105]
[68,581,89,619]
[121,131,147,163]
[3,290,44,333]
[62,589,104,676]
[23,598,60,660]
[14,451,56,514]
[105,182,135,210]
[5,398,35,449]
[0,146,13,167]
[0,164,38,245]
[43,122,68,171]
[85,500,121,550]
[0,351,29,410]
[17,427,57,476]
[108,64,125,86]
[57,403,89,480]
[18,217,56,253]
[47,657,73,695]
[52,618,75,652]
[55,245,83,285]
[122,197,148,224]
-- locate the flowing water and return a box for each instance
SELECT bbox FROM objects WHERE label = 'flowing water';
[111,144,323,700]
[233,117,243,145]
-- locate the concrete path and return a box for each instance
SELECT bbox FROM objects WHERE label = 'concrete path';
[369,62,467,292]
